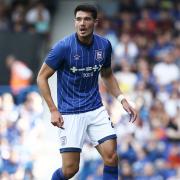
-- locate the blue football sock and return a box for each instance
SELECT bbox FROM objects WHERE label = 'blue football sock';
[103,165,118,180]
[51,168,67,180]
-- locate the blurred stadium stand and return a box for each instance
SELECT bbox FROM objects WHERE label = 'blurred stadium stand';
[0,0,60,179]
[0,0,180,180]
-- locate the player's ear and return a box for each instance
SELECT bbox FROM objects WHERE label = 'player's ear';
[94,18,98,27]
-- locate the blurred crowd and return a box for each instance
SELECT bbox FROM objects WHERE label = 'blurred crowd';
[0,0,179,179]
[0,91,44,179]
[79,0,180,180]
[0,0,57,35]
[0,0,57,179]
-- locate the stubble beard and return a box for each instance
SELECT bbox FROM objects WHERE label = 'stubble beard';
[77,29,93,43]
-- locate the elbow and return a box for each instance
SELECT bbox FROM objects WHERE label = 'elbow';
[101,73,113,81]
[101,68,113,79]
[36,74,42,87]
[36,77,40,88]
[36,73,49,87]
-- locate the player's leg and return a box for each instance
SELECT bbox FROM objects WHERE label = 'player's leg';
[96,139,118,180]
[52,113,87,179]
[51,152,80,180]
[87,106,118,180]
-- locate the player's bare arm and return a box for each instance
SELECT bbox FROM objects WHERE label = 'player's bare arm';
[100,67,137,122]
[37,63,64,128]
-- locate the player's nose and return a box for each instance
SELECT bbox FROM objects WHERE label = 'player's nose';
[80,19,85,25]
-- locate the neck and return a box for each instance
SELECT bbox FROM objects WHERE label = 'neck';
[77,33,93,45]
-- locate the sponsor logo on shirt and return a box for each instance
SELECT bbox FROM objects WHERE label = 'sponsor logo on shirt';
[70,64,103,73]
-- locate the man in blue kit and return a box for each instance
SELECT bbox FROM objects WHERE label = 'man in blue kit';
[37,4,137,180]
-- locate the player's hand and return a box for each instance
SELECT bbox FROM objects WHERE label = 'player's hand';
[51,110,64,129]
[121,99,137,123]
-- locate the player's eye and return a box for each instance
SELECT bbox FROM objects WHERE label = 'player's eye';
[75,17,93,22]
[75,17,82,22]
[84,17,92,21]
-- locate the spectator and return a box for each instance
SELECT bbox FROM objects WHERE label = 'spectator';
[136,8,157,36]
[148,31,174,62]
[11,3,26,32]
[6,55,33,96]
[26,1,50,34]
[114,32,139,67]
[0,0,9,31]
[114,59,137,93]
[120,160,134,179]
[168,168,180,180]
[152,51,179,87]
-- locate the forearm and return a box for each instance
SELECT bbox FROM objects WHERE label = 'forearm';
[101,67,137,122]
[101,68,126,103]
[102,74,122,98]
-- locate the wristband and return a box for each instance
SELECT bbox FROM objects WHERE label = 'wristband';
[117,94,126,103]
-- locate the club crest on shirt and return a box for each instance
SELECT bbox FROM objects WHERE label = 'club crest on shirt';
[95,50,103,61]
[60,136,67,146]
[74,54,80,60]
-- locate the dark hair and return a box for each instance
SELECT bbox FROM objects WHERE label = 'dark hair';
[74,4,97,19]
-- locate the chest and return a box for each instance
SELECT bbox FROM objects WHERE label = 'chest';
[65,45,106,74]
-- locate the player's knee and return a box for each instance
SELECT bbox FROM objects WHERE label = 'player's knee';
[63,164,79,178]
[103,151,118,166]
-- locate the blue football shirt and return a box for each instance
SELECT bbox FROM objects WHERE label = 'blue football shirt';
[45,33,112,114]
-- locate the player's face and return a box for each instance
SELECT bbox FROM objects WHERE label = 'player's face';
[75,11,96,38]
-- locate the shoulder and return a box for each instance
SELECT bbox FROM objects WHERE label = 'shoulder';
[94,34,111,46]
[94,34,112,51]
[62,33,76,44]
[52,33,76,49]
